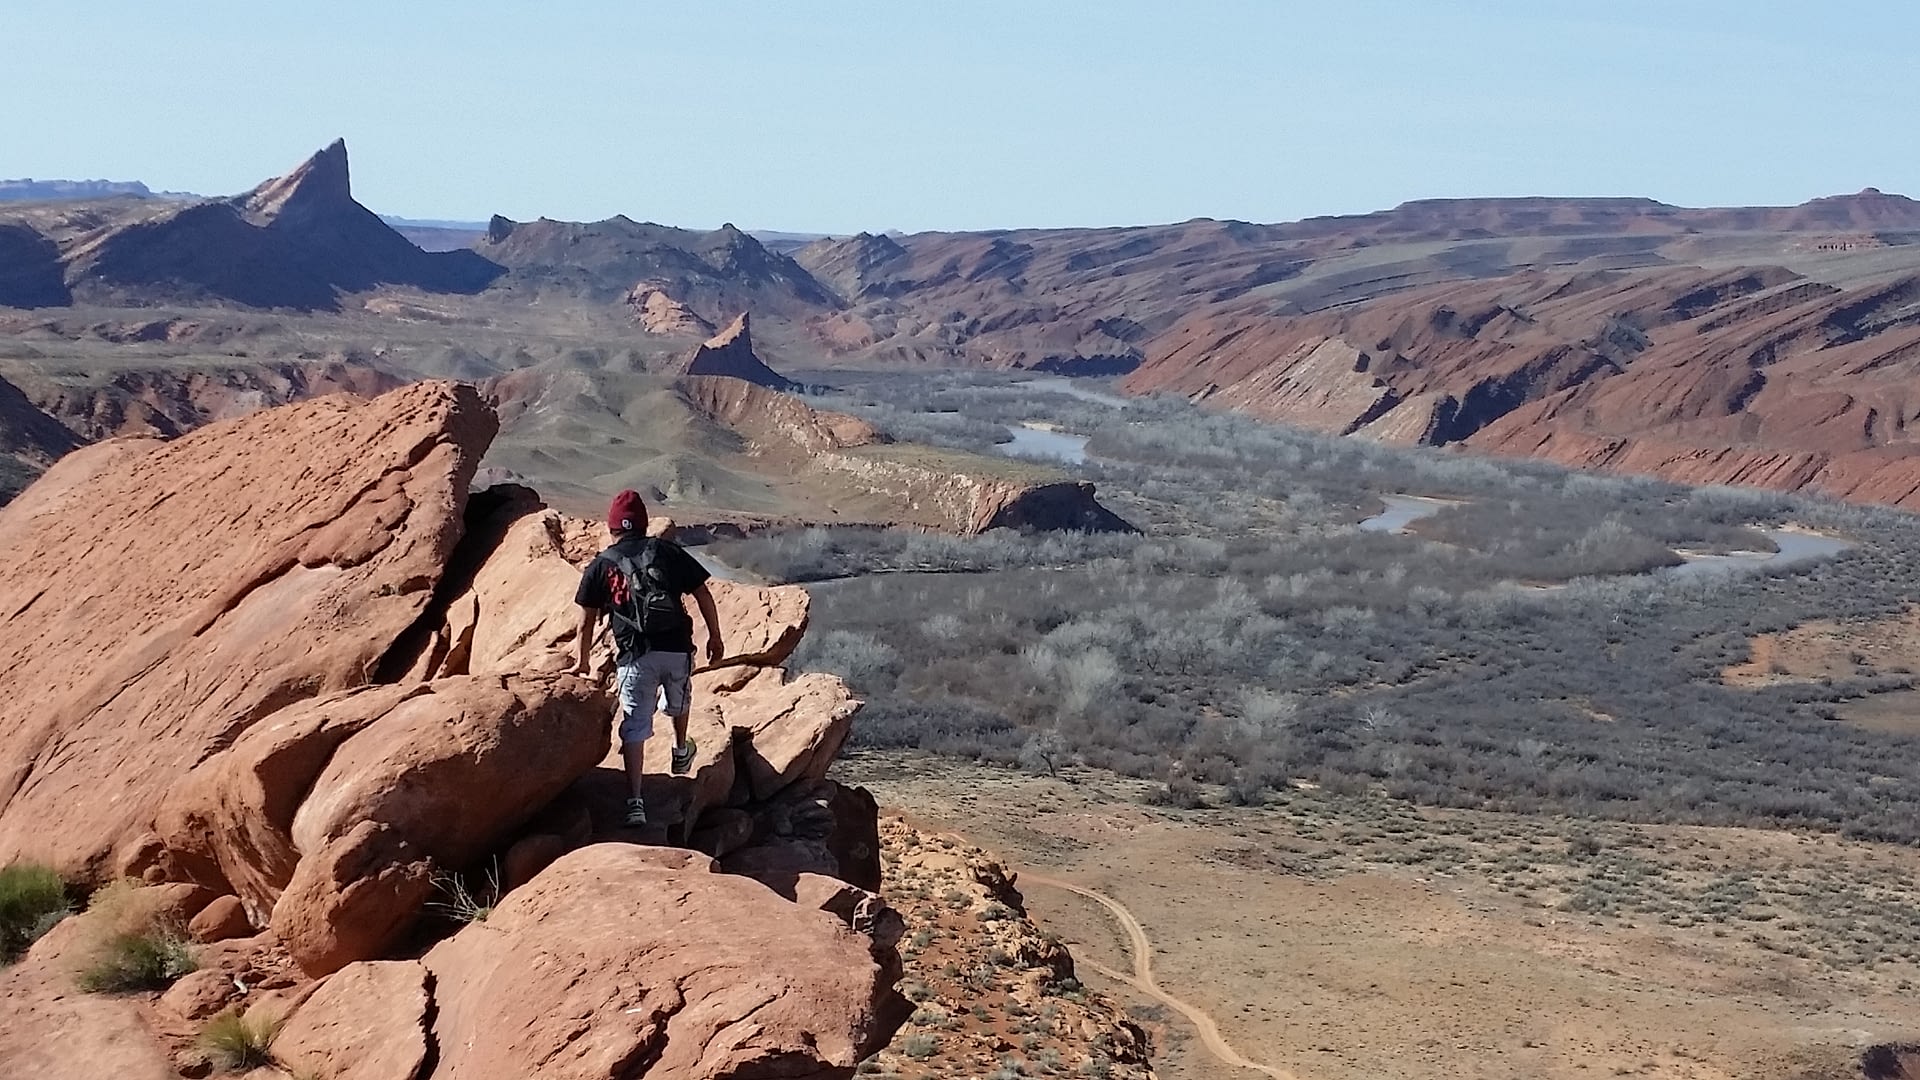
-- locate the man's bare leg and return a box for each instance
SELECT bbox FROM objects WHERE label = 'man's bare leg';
[671,710,690,751]
[622,738,647,800]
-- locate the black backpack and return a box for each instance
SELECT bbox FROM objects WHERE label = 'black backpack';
[605,540,685,640]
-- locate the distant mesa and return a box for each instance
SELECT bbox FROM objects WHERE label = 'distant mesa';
[0,178,158,202]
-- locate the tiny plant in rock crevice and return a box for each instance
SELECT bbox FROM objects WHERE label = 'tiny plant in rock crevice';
[429,860,503,925]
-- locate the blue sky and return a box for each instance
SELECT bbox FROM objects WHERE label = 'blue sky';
[5,1,1914,232]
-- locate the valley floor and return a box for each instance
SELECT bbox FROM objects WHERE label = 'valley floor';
[844,751,1920,1080]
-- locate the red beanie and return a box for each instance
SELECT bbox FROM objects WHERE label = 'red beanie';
[607,490,648,534]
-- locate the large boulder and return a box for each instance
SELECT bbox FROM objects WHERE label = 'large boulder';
[156,683,428,919]
[691,579,811,670]
[719,667,860,801]
[160,673,608,974]
[458,511,585,676]
[288,675,607,869]
[593,665,858,838]
[0,381,497,878]
[421,844,899,1080]
[271,819,437,976]
[275,960,433,1080]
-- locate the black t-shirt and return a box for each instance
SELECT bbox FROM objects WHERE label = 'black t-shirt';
[574,535,711,661]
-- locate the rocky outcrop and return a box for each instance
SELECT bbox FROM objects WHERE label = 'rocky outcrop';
[814,445,1134,533]
[681,375,1132,533]
[873,820,1156,1080]
[679,374,882,454]
[0,380,497,878]
[157,675,610,974]
[415,845,897,1079]
[627,281,718,336]
[668,313,798,390]
[11,140,501,310]
[0,379,909,1078]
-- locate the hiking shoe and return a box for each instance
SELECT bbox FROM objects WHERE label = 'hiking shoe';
[671,738,698,776]
[623,797,648,827]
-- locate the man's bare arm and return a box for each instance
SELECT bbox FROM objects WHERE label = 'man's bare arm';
[574,605,599,675]
[692,583,723,666]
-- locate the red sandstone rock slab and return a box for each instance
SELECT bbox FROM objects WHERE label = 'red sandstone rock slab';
[422,844,897,1080]
[0,381,497,880]
[276,960,432,1080]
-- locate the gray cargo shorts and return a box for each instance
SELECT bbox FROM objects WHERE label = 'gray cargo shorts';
[614,651,692,745]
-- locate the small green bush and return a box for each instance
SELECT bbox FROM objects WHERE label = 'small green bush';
[199,1009,280,1072]
[0,861,69,961]
[78,929,197,993]
[900,1033,941,1060]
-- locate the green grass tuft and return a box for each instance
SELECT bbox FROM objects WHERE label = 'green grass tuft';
[78,928,197,993]
[198,1008,281,1072]
[0,861,70,962]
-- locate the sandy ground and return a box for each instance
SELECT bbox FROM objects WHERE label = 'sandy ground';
[843,751,1920,1080]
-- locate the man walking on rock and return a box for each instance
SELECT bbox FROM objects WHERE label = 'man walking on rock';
[574,490,724,826]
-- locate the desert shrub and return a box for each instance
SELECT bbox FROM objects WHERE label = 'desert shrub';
[78,928,197,993]
[0,862,69,962]
[900,1033,941,1060]
[1145,776,1206,810]
[784,372,1920,842]
[795,630,902,688]
[199,1009,280,1072]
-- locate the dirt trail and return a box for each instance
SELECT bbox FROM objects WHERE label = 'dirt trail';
[1022,871,1294,1079]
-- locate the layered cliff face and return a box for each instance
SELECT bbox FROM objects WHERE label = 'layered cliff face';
[796,192,1920,375]
[678,375,1134,534]
[678,374,883,453]
[0,381,910,1080]
[812,445,1133,534]
[10,358,404,443]
[1123,263,1920,508]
